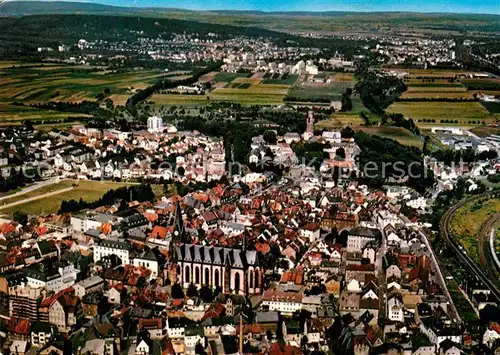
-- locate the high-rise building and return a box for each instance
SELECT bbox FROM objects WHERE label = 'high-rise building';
[147,116,164,133]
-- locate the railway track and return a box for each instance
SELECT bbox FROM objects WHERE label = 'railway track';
[440,191,500,304]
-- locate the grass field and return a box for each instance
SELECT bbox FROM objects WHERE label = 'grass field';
[451,198,500,265]
[316,112,365,129]
[462,79,500,91]
[263,74,298,85]
[0,180,136,215]
[0,102,91,124]
[213,72,251,83]
[481,101,500,114]
[357,126,423,148]
[152,78,290,106]
[288,81,354,102]
[387,101,494,127]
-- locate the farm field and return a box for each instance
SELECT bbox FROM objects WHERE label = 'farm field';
[357,126,423,148]
[451,198,500,265]
[263,74,299,85]
[0,102,91,124]
[401,90,472,99]
[481,101,500,114]
[387,68,484,78]
[152,77,291,106]
[0,180,135,215]
[461,79,500,91]
[288,81,355,102]
[400,80,475,99]
[387,101,494,127]
[316,112,365,129]
[0,64,185,108]
[212,72,251,83]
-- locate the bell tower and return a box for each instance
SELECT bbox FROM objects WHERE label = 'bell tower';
[303,110,314,141]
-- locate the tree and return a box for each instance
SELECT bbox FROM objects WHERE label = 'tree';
[171,283,185,299]
[263,130,277,144]
[341,126,355,139]
[341,92,352,112]
[12,211,28,226]
[479,304,500,324]
[186,283,198,298]
[199,285,214,303]
[23,120,34,131]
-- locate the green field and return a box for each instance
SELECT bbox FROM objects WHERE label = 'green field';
[387,101,494,127]
[451,198,500,265]
[288,81,354,102]
[152,78,290,106]
[263,74,298,85]
[213,72,251,83]
[462,79,500,91]
[481,101,500,114]
[0,180,136,215]
[0,63,187,107]
[0,102,91,124]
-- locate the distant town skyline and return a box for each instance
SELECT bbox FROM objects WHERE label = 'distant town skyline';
[29,0,500,14]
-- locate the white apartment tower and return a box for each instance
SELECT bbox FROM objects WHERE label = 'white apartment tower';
[147,116,164,133]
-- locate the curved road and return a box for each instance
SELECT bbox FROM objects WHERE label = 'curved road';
[440,191,500,304]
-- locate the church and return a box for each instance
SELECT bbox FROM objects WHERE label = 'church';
[168,202,263,295]
[174,243,263,295]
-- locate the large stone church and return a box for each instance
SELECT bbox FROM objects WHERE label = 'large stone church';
[174,243,263,295]
[167,202,262,295]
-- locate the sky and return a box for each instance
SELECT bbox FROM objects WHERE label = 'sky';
[33,0,500,14]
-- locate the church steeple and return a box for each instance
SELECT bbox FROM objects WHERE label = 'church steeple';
[169,201,186,265]
[173,201,186,242]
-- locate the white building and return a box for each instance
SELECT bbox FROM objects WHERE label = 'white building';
[147,116,164,133]
[73,276,105,298]
[261,290,303,315]
[387,296,404,322]
[94,239,131,265]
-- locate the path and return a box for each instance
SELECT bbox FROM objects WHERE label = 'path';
[0,186,74,211]
[0,178,61,202]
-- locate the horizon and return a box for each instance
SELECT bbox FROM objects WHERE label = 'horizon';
[4,0,500,15]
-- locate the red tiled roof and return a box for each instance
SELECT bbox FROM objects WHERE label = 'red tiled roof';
[150,226,168,239]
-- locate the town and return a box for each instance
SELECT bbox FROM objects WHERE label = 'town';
[0,2,499,355]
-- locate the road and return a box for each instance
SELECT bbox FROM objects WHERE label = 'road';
[399,213,462,322]
[377,227,387,318]
[0,186,74,212]
[440,191,500,304]
[417,229,462,322]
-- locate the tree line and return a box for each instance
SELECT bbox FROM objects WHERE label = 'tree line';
[58,184,155,214]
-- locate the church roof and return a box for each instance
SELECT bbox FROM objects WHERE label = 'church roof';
[175,243,258,268]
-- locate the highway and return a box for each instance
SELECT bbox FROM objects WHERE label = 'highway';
[440,191,500,304]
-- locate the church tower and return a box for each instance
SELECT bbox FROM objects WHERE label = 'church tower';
[173,201,186,242]
[303,110,314,141]
[167,201,187,284]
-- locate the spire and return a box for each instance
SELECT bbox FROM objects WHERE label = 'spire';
[174,201,186,242]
